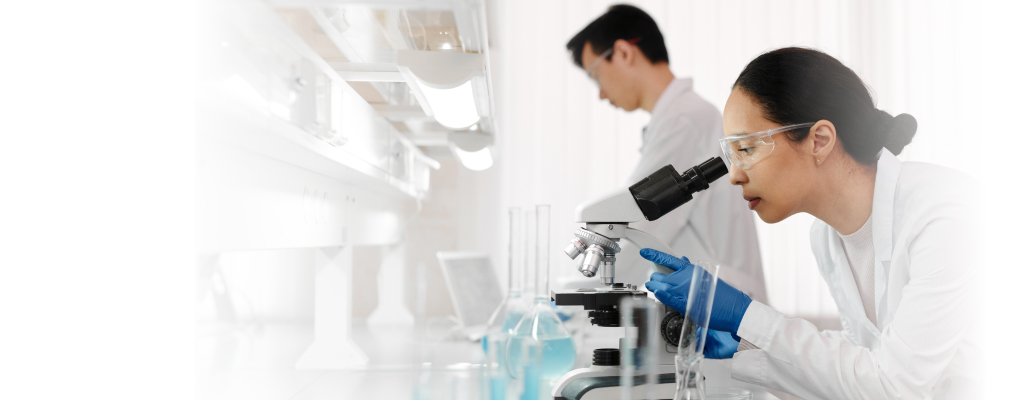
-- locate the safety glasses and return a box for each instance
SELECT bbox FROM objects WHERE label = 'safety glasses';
[585,47,614,84]
[719,122,815,170]
[583,38,639,87]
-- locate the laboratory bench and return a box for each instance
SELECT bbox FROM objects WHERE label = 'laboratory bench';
[198,319,781,400]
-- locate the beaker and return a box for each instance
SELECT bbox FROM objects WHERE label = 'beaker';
[507,205,577,383]
[674,261,719,400]
[482,208,531,366]
[483,327,510,400]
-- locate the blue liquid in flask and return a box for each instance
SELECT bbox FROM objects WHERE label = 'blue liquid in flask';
[506,307,577,381]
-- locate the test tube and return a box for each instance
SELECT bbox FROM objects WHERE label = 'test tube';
[535,205,550,300]
[523,208,536,299]
[674,261,719,400]
[619,296,636,400]
[508,207,523,296]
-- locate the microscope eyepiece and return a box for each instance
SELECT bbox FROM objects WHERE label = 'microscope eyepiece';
[628,157,729,221]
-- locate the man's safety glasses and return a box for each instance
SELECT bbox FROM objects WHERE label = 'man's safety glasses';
[719,122,815,170]
[583,38,639,87]
[585,47,614,84]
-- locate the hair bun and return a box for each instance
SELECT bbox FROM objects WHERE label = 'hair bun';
[883,113,917,155]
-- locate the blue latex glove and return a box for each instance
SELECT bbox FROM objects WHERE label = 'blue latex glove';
[641,248,752,341]
[702,328,739,359]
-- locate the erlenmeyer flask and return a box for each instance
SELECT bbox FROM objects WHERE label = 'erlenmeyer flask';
[482,208,531,364]
[507,205,577,382]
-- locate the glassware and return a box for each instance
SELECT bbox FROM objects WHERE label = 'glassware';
[619,296,661,400]
[674,261,720,400]
[483,329,509,400]
[508,335,543,400]
[482,208,531,366]
[705,388,752,400]
[507,205,577,383]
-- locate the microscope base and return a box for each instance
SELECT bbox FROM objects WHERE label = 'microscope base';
[552,365,692,400]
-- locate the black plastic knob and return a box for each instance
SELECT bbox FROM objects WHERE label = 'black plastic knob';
[592,348,620,366]
[660,310,696,349]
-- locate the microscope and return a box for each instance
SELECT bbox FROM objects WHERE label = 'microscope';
[551,157,729,400]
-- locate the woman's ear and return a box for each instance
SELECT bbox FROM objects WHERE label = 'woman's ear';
[809,120,837,165]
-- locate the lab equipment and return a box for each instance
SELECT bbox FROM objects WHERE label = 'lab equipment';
[549,287,697,399]
[508,205,577,383]
[563,157,729,287]
[482,208,531,358]
[718,123,814,170]
[643,250,751,339]
[672,261,719,400]
[619,296,666,400]
[704,388,752,400]
[551,158,728,399]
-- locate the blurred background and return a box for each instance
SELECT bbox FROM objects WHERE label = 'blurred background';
[197,0,986,337]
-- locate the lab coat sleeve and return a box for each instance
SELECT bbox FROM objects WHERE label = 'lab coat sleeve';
[730,194,978,400]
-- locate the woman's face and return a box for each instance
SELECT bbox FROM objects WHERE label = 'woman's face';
[722,88,816,224]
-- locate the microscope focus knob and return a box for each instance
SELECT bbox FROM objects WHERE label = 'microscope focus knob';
[661,311,695,349]
[592,348,620,366]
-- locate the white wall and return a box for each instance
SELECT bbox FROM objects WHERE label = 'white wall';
[484,0,988,319]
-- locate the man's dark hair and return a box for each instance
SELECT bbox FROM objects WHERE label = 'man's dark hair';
[566,4,669,68]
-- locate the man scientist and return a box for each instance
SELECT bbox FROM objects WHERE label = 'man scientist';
[566,5,767,303]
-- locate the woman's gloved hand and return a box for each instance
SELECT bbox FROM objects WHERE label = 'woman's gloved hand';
[641,248,752,341]
[703,328,740,359]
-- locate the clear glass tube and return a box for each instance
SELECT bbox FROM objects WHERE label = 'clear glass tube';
[619,297,636,400]
[483,208,531,381]
[619,296,661,400]
[674,261,720,400]
[523,208,537,299]
[507,205,576,385]
[534,204,550,301]
[509,207,523,295]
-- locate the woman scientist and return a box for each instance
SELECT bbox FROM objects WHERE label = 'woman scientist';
[642,47,979,399]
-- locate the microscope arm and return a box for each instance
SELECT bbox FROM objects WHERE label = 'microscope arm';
[621,227,677,276]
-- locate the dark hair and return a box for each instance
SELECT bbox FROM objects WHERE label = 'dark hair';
[566,4,669,68]
[733,47,917,165]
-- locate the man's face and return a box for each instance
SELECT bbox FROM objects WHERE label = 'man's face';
[581,41,641,111]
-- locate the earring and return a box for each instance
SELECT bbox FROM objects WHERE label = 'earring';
[817,159,821,163]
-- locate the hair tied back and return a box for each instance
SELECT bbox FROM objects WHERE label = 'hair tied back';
[883,113,917,155]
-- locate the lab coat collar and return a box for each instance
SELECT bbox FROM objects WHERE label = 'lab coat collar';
[871,149,902,328]
[821,149,902,346]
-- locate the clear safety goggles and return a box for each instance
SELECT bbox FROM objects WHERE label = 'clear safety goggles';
[583,38,639,87]
[719,122,815,170]
[585,47,614,84]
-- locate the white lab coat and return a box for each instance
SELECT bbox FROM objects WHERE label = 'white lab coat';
[731,149,981,399]
[624,78,767,303]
